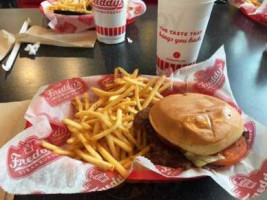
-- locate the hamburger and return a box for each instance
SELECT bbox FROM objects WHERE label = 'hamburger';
[134,93,248,168]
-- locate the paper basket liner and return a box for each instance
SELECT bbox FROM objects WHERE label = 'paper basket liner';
[228,0,267,27]
[1,46,267,199]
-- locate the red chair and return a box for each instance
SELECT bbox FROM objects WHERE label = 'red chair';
[17,0,43,8]
[16,0,157,8]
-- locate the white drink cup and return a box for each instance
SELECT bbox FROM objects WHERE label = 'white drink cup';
[92,0,128,44]
[157,0,215,75]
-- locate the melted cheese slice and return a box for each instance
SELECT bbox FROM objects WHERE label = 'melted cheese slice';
[184,152,225,167]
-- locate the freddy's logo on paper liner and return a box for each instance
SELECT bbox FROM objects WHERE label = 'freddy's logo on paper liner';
[41,78,87,106]
[56,22,77,33]
[230,160,267,199]
[78,15,94,25]
[47,124,70,146]
[7,136,59,179]
[97,74,123,89]
[193,59,225,95]
[83,168,123,192]
[133,2,145,15]
[244,121,256,155]
[156,165,184,177]
[93,0,124,11]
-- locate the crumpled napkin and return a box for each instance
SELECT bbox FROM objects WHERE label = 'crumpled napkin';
[16,25,97,48]
[24,43,40,56]
[0,25,97,62]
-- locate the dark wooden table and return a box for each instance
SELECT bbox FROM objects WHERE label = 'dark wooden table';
[0,3,267,200]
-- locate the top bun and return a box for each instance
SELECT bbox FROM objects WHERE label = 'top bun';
[149,93,243,156]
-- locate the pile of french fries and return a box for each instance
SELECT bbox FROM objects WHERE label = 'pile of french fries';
[41,67,172,178]
[47,0,92,14]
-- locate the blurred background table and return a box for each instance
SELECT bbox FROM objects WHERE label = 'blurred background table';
[0,3,267,200]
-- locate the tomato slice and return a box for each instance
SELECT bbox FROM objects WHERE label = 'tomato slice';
[212,136,247,166]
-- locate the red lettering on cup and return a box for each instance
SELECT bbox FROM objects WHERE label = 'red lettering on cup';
[82,168,123,192]
[93,0,124,11]
[193,59,225,95]
[157,56,194,72]
[164,62,169,69]
[230,160,267,199]
[104,27,108,35]
[114,27,118,35]
[118,26,122,34]
[7,136,59,179]
[109,28,113,36]
[173,52,181,59]
[41,78,88,106]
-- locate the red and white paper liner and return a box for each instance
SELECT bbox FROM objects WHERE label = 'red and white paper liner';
[40,0,147,33]
[228,0,267,27]
[1,46,267,199]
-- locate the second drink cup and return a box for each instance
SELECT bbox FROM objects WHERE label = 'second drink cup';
[92,0,128,44]
[156,0,215,75]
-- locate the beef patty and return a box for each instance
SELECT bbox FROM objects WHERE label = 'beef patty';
[134,107,192,169]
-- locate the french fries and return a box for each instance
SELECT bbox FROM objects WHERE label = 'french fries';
[245,0,261,7]
[41,67,172,178]
[47,0,93,14]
